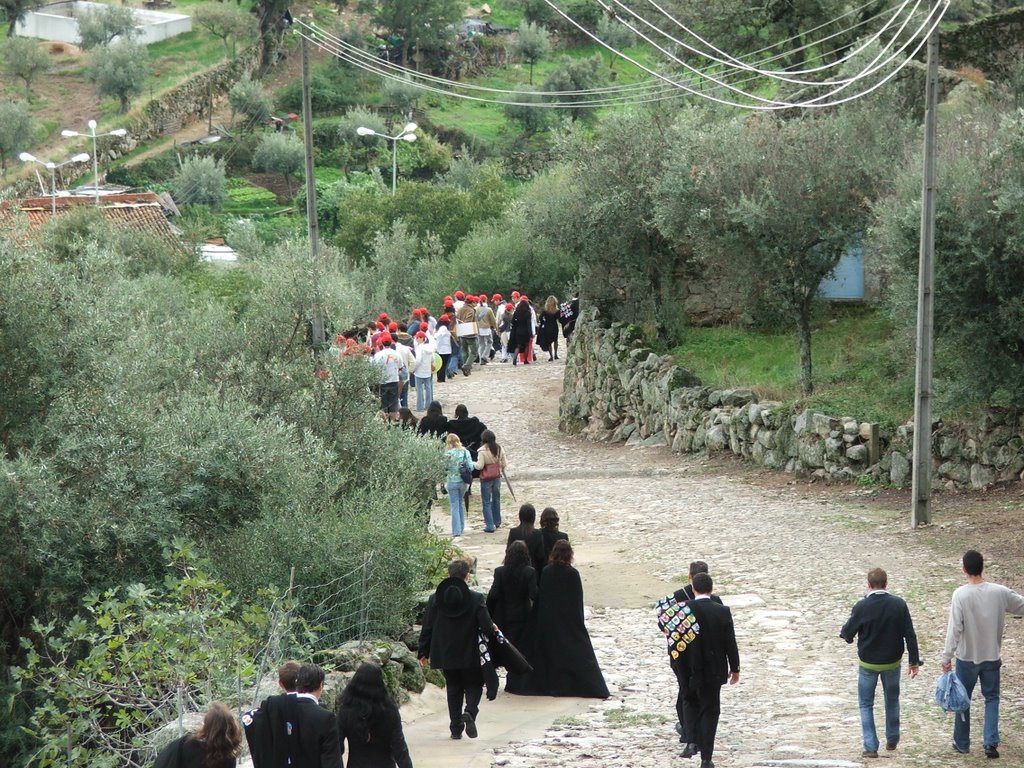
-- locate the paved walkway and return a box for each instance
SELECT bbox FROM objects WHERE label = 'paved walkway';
[403,355,1024,767]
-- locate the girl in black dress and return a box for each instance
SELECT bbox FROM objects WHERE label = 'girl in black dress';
[506,503,546,577]
[336,662,414,768]
[486,540,538,650]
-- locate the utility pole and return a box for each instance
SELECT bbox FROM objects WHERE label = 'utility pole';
[301,29,325,351]
[911,0,940,528]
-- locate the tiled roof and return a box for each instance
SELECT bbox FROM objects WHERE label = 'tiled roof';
[0,192,179,245]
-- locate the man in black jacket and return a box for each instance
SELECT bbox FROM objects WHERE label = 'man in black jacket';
[668,562,723,755]
[678,573,740,768]
[840,568,921,758]
[419,559,495,739]
[242,661,300,768]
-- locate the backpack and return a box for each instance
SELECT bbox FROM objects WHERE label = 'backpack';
[459,450,474,484]
[935,671,971,719]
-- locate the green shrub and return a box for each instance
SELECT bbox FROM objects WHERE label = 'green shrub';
[172,155,228,209]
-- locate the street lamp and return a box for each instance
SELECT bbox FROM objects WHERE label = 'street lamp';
[19,151,91,215]
[61,119,128,205]
[355,122,417,195]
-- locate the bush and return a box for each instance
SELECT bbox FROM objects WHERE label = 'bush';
[172,155,227,209]
[274,62,364,113]
[88,41,148,113]
[252,132,305,197]
[229,75,272,132]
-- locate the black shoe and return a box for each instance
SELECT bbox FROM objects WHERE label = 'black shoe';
[886,741,898,751]
[462,712,477,738]
[862,750,879,758]
[699,761,713,768]
[953,744,969,754]
[985,745,1000,759]
[680,743,698,758]
[450,730,462,740]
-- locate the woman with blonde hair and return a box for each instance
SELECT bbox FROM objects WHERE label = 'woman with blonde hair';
[536,295,561,362]
[154,701,243,768]
[444,433,473,537]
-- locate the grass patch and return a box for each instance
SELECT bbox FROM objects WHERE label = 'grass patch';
[670,305,914,430]
[605,708,670,728]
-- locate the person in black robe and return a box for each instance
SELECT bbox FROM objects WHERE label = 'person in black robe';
[416,401,448,440]
[538,507,569,580]
[505,503,546,577]
[156,702,243,768]
[335,662,413,768]
[559,295,580,343]
[505,540,609,699]
[486,540,538,650]
[508,299,534,365]
[536,296,561,360]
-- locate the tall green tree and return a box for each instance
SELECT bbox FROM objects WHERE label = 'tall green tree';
[359,0,462,67]
[542,54,606,122]
[253,132,304,197]
[87,41,148,113]
[0,100,34,175]
[509,20,550,85]
[1,36,49,101]
[251,0,292,67]
[194,3,257,59]
[656,104,910,394]
[1,0,42,37]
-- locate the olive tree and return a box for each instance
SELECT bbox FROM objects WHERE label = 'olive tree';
[194,4,256,59]
[1,36,50,101]
[172,155,227,209]
[88,41,148,113]
[76,5,139,49]
[229,74,272,131]
[509,20,550,85]
[0,100,34,175]
[656,103,911,394]
[253,131,304,197]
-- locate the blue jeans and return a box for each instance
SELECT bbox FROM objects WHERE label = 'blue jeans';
[479,478,501,531]
[446,480,466,536]
[858,665,900,752]
[955,659,1001,751]
[414,375,433,411]
[447,346,461,376]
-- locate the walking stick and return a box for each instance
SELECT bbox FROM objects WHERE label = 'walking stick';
[502,471,517,501]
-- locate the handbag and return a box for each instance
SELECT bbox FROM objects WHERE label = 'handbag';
[481,460,501,481]
[458,452,473,484]
[488,627,533,674]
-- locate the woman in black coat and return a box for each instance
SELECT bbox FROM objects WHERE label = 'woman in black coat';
[506,503,546,577]
[505,541,609,699]
[538,507,569,579]
[336,662,413,768]
[416,401,448,439]
[155,702,243,768]
[508,298,534,365]
[486,540,538,649]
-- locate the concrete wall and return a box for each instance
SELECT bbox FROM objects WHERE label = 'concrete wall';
[16,1,191,46]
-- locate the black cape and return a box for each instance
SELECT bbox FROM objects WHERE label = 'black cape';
[505,564,609,698]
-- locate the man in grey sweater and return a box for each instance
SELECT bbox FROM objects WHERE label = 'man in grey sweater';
[941,550,1024,759]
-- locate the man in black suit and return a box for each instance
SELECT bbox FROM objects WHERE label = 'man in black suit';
[669,561,723,751]
[242,661,301,768]
[418,558,495,739]
[678,572,740,768]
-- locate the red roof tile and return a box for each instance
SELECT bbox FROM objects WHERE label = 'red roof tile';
[0,192,179,245]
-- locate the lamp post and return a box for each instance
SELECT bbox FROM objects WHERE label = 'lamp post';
[355,123,417,195]
[61,119,128,205]
[19,152,91,215]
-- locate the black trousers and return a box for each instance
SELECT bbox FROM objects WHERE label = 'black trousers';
[671,657,688,738]
[442,667,483,735]
[681,679,723,762]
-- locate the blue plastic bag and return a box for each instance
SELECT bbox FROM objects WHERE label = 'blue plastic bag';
[935,670,971,720]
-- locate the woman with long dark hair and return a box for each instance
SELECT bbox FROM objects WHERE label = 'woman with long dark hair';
[473,429,507,532]
[486,540,538,650]
[506,503,546,576]
[336,662,414,768]
[506,540,609,699]
[154,701,243,768]
[508,297,534,366]
[536,295,560,361]
[538,507,569,578]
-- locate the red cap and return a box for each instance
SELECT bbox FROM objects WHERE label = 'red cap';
[505,302,513,311]
[512,290,520,298]
[334,335,345,345]
[363,344,371,353]
[439,313,450,322]
[521,295,529,302]
[455,290,465,300]
[419,307,429,316]
[379,332,393,345]
[375,321,385,330]
[492,293,502,302]
[316,368,330,379]
[388,321,398,331]
[415,331,427,339]
[378,313,389,322]
[443,299,454,308]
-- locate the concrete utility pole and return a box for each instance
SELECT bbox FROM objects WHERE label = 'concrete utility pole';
[911,0,940,528]
[301,29,325,351]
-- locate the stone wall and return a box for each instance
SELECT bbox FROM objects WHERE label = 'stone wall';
[559,321,1024,489]
[94,43,265,164]
[941,6,1024,80]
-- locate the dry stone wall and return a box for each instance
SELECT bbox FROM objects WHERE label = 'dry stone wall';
[559,320,1024,490]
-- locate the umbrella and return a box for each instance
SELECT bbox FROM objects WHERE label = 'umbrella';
[502,471,516,501]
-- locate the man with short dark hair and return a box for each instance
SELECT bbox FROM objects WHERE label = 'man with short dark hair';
[840,568,921,758]
[677,573,740,768]
[941,550,1024,759]
[418,559,495,740]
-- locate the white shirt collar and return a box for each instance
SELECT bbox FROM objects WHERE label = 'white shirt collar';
[693,595,711,601]
[867,589,889,596]
[295,692,319,703]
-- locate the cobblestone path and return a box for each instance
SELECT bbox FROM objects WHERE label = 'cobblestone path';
[425,355,1023,768]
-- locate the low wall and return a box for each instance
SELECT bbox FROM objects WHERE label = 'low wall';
[559,321,1024,489]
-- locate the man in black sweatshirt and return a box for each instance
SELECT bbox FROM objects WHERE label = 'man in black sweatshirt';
[840,568,922,758]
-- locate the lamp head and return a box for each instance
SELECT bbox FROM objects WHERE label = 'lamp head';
[356,126,375,136]
[401,133,417,142]
[61,129,80,138]
[109,128,127,137]
[402,122,418,134]
[71,153,91,163]
[88,119,97,130]
[19,152,37,162]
